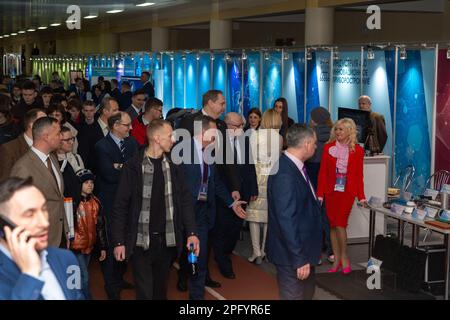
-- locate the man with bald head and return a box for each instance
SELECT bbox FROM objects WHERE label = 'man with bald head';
[212,112,258,279]
[358,95,388,154]
[94,111,139,299]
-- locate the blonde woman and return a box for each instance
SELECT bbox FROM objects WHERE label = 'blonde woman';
[246,109,283,265]
[317,118,366,274]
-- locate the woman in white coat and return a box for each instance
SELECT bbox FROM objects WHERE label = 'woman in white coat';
[246,109,283,265]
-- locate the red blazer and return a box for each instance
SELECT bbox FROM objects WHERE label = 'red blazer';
[317,141,366,201]
[130,115,148,146]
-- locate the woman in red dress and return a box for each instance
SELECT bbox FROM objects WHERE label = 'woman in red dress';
[317,118,367,274]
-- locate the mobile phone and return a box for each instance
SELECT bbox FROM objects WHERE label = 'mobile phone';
[0,214,17,239]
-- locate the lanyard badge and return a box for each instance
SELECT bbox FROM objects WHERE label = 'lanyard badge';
[334,169,347,192]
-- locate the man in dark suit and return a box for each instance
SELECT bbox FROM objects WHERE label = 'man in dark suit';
[111,119,199,300]
[212,112,258,279]
[11,81,44,124]
[267,124,322,300]
[140,71,155,99]
[77,98,119,172]
[0,177,84,300]
[110,79,121,101]
[125,89,146,122]
[10,117,67,248]
[95,111,139,300]
[178,115,246,300]
[118,81,133,111]
[70,78,87,102]
[177,90,241,290]
[0,108,46,182]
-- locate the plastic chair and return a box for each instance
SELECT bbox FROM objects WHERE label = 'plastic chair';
[393,165,415,195]
[424,170,450,192]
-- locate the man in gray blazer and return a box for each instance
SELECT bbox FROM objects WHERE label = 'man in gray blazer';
[10,117,67,248]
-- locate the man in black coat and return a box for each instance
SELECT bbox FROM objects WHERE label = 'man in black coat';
[140,71,155,99]
[111,119,199,300]
[94,111,139,299]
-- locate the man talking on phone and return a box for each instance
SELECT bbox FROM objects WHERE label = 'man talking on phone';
[0,177,84,300]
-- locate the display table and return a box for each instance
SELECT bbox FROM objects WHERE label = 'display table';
[347,155,390,242]
[368,206,450,300]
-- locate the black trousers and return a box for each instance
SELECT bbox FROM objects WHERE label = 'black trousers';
[276,265,316,300]
[212,204,243,274]
[132,233,177,300]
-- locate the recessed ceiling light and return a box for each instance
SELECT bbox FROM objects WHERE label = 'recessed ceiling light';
[106,9,124,14]
[27,28,36,32]
[0,36,3,39]
[38,26,48,30]
[50,23,61,27]
[136,2,155,7]
[84,15,98,19]
[18,30,26,34]
[4,35,10,37]
[66,19,77,23]
[11,33,18,36]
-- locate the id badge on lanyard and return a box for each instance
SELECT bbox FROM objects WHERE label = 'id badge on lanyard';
[334,169,347,192]
[198,183,208,202]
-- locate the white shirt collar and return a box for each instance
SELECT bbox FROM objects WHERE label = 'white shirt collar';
[98,118,109,136]
[142,116,149,126]
[31,146,49,164]
[23,133,33,147]
[132,104,142,115]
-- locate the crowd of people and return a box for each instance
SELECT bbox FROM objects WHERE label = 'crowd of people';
[0,71,387,300]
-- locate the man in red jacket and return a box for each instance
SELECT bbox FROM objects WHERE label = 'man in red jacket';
[130,97,163,146]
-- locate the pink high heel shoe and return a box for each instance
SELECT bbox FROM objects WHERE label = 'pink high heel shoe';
[327,262,342,273]
[342,260,352,275]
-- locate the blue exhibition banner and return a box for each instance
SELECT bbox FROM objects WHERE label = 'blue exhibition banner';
[163,54,173,110]
[227,55,243,114]
[306,50,330,122]
[123,56,135,77]
[394,50,433,195]
[247,52,260,112]
[185,53,198,109]
[174,53,185,108]
[262,52,281,112]
[198,54,211,108]
[332,51,362,120]
[91,67,117,78]
[292,51,306,123]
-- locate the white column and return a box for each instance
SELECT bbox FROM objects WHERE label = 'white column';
[151,27,169,51]
[305,6,334,46]
[210,19,232,49]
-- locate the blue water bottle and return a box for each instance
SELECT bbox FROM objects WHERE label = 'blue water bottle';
[188,243,198,276]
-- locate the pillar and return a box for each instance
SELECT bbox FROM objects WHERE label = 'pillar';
[305,1,334,46]
[151,27,169,51]
[210,19,232,49]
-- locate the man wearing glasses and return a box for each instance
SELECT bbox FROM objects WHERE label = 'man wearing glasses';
[212,112,258,279]
[94,111,139,300]
[131,97,164,146]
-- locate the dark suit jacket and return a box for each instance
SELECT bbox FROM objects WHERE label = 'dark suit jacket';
[111,149,196,258]
[178,110,240,194]
[267,154,322,268]
[94,134,138,219]
[370,111,388,153]
[77,121,105,172]
[234,135,258,202]
[10,151,67,247]
[141,81,155,98]
[0,247,84,300]
[180,139,234,229]
[118,91,132,111]
[0,134,30,182]
[110,88,121,101]
[125,105,141,122]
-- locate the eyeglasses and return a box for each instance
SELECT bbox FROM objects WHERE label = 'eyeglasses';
[119,122,132,128]
[61,137,75,142]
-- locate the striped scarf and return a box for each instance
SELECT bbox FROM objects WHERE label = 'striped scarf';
[136,154,176,250]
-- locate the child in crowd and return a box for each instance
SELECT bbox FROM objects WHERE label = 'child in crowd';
[70,169,107,300]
